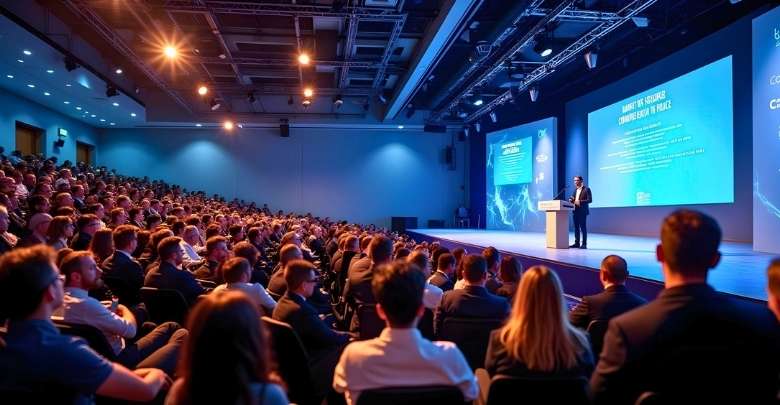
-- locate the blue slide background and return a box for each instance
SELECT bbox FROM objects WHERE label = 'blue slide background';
[486,118,556,231]
[587,56,734,208]
[753,7,780,254]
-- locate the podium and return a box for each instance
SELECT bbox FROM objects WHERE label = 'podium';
[538,200,575,249]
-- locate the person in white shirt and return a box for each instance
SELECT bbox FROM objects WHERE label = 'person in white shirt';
[212,257,276,315]
[333,261,477,405]
[180,225,202,265]
[54,251,187,375]
[407,250,443,309]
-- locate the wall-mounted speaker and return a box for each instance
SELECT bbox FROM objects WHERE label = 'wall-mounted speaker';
[280,119,290,137]
[445,146,455,171]
[54,139,65,148]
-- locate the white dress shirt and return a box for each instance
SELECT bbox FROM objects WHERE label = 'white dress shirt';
[212,282,277,312]
[453,278,467,290]
[180,240,201,263]
[53,287,136,355]
[423,283,443,309]
[333,328,478,404]
[575,186,583,204]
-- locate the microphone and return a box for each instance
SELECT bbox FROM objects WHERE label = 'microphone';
[553,186,568,200]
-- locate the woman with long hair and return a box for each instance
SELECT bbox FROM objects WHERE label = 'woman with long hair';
[485,265,593,378]
[46,215,75,251]
[165,291,288,405]
[496,256,523,300]
[88,228,114,264]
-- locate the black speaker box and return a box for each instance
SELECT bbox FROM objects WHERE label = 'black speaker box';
[424,123,447,133]
[391,216,417,233]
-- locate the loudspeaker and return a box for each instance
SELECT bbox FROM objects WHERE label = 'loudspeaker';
[423,123,447,133]
[427,219,445,228]
[445,146,455,170]
[391,216,417,233]
[54,139,65,148]
[280,119,289,137]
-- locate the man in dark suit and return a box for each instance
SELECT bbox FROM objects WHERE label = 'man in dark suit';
[144,236,205,306]
[591,210,780,404]
[435,255,510,336]
[570,254,646,329]
[343,236,394,331]
[71,214,101,250]
[102,225,145,306]
[428,252,456,292]
[569,175,592,249]
[273,259,350,397]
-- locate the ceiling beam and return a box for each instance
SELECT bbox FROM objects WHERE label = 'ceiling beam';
[158,1,404,21]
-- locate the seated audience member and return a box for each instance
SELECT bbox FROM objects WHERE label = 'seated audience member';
[0,246,170,403]
[193,236,229,283]
[394,247,411,260]
[482,246,503,293]
[102,225,145,306]
[408,250,443,310]
[55,251,187,376]
[46,215,75,251]
[212,257,276,314]
[495,256,523,300]
[483,266,593,382]
[343,236,394,330]
[428,252,456,291]
[165,291,288,405]
[767,258,780,322]
[267,243,303,297]
[435,255,510,336]
[140,229,174,270]
[333,235,360,275]
[232,241,269,286]
[0,205,19,253]
[110,207,128,228]
[89,228,115,264]
[17,212,52,247]
[333,261,477,405]
[273,259,350,397]
[569,255,646,330]
[144,236,206,306]
[71,213,101,250]
[179,225,202,265]
[591,210,780,404]
[134,230,152,258]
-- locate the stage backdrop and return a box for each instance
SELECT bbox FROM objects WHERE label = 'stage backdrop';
[486,117,556,231]
[752,6,780,254]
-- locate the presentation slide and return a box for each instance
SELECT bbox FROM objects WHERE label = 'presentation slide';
[587,55,734,208]
[486,118,556,231]
[753,7,780,254]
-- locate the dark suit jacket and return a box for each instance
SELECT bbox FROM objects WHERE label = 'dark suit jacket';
[272,292,349,360]
[591,284,780,404]
[101,251,144,306]
[569,186,593,215]
[267,270,287,297]
[193,260,222,284]
[485,329,594,378]
[428,271,455,292]
[16,233,45,248]
[143,261,206,306]
[435,285,510,336]
[569,285,647,329]
[70,232,92,251]
[343,258,375,306]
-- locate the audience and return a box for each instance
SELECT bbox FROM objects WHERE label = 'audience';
[495,256,522,299]
[408,250,443,310]
[343,235,394,330]
[88,228,115,264]
[0,205,18,253]
[428,252,456,291]
[17,212,51,247]
[481,246,503,293]
[193,236,228,283]
[46,215,74,251]
[213,257,276,314]
[144,236,206,306]
[102,225,145,306]
[71,213,100,250]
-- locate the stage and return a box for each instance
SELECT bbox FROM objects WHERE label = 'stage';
[406,229,775,303]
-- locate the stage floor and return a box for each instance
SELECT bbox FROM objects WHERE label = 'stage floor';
[407,229,775,301]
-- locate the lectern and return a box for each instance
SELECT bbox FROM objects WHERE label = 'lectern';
[538,200,575,249]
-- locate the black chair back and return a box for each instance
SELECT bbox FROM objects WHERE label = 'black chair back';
[357,385,465,405]
[486,375,589,405]
[102,275,138,306]
[586,319,609,357]
[262,316,320,405]
[140,287,189,324]
[417,308,435,341]
[52,319,117,361]
[440,317,504,369]
[356,304,385,340]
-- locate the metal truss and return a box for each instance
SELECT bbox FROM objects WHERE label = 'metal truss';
[339,12,360,88]
[464,0,659,123]
[527,8,621,22]
[372,15,407,89]
[160,1,405,21]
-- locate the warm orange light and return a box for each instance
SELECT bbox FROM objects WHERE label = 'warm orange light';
[164,45,178,59]
[197,85,208,96]
[223,120,234,130]
[303,87,314,98]
[298,53,311,65]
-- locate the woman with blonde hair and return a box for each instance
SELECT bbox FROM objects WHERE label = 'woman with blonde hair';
[484,265,593,378]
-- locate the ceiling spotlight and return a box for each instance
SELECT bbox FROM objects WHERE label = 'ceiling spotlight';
[110,122,116,126]
[247,92,256,103]
[529,86,539,102]
[378,93,387,104]
[26,84,35,88]
[509,86,521,104]
[729,0,742,3]
[475,122,481,133]
[237,123,244,129]
[197,85,208,96]
[533,36,553,58]
[210,98,221,111]
[473,98,484,106]
[99,118,106,122]
[64,56,79,71]
[43,92,50,96]
[195,123,202,127]
[130,112,136,117]
[17,59,24,63]
[106,85,118,98]
[397,125,404,129]
[457,109,468,119]
[6,75,13,79]
[584,49,598,70]
[46,69,54,74]
[76,106,82,110]
[302,98,312,108]
[464,126,470,138]
[333,95,343,109]
[223,120,234,130]
[91,114,96,117]
[489,111,497,123]
[23,49,31,55]
[112,102,119,107]
[303,87,313,98]
[288,96,294,105]
[163,45,178,59]
[115,68,123,74]
[631,16,649,27]
[298,53,311,65]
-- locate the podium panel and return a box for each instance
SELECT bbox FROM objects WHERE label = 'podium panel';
[538,200,574,249]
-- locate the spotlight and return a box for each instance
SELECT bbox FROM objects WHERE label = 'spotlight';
[223,120,234,130]
[105,85,118,98]
[298,53,311,65]
[115,67,123,74]
[197,85,208,96]
[288,96,294,105]
[631,16,649,27]
[473,98,483,106]
[509,86,521,104]
[333,95,343,109]
[303,87,313,98]
[247,92,256,103]
[464,126,470,138]
[584,50,598,70]
[64,56,79,71]
[475,122,481,132]
[163,45,178,59]
[533,34,553,58]
[489,111,497,123]
[729,0,742,3]
[378,93,387,104]
[457,109,468,119]
[210,98,221,111]
[23,49,32,55]
[302,98,312,108]
[529,86,539,102]
[237,123,244,129]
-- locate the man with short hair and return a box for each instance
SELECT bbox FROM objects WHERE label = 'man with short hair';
[334,261,477,405]
[55,251,187,376]
[193,235,229,283]
[17,212,52,247]
[233,240,269,286]
[481,246,503,293]
[102,225,145,306]
[0,246,170,403]
[569,255,646,329]
[213,257,276,314]
[569,175,592,249]
[110,207,128,228]
[435,255,510,336]
[144,236,206,306]
[0,205,19,253]
[429,252,456,291]
[71,213,101,250]
[268,244,304,297]
[343,235,394,331]
[591,210,780,404]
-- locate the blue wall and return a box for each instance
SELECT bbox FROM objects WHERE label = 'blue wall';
[0,87,99,162]
[98,127,465,227]
[565,14,753,242]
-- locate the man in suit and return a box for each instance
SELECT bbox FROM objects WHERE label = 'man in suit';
[435,255,510,336]
[570,255,647,329]
[273,259,350,397]
[71,213,101,250]
[569,175,592,249]
[102,225,145,306]
[591,210,780,404]
[343,235,394,331]
[144,236,205,306]
[481,246,503,293]
[428,252,456,292]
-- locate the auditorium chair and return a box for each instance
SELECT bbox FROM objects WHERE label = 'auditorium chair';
[139,287,189,325]
[262,316,321,405]
[439,317,504,370]
[52,319,117,361]
[356,304,385,340]
[417,308,435,340]
[357,385,466,405]
[485,375,589,405]
[586,319,610,357]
